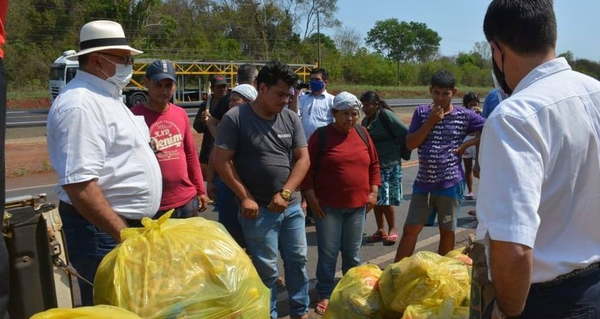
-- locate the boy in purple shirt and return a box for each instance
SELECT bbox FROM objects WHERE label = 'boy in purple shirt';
[394,70,485,261]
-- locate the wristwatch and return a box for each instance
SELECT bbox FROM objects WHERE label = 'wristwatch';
[280,189,293,201]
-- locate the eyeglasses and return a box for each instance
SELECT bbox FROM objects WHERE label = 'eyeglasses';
[97,52,134,65]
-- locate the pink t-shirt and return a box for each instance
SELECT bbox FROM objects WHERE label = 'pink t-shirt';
[132,103,205,210]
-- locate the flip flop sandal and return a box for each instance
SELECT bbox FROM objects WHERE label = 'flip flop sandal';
[315,300,329,316]
[383,233,399,246]
[365,231,385,243]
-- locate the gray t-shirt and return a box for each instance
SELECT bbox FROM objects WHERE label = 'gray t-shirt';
[215,104,307,206]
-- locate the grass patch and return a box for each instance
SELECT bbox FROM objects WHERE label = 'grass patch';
[7,88,49,100]
[328,84,493,99]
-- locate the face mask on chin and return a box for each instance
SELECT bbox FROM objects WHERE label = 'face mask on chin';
[99,56,133,91]
[491,45,513,97]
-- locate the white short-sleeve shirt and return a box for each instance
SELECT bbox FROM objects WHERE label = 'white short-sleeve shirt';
[476,58,600,283]
[298,90,335,139]
[47,71,162,219]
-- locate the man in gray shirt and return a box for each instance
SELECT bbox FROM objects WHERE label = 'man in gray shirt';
[214,61,310,319]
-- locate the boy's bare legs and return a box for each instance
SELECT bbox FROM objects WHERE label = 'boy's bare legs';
[438,228,455,256]
[395,224,424,262]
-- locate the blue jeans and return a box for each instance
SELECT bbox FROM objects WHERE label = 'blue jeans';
[215,177,245,247]
[315,206,366,299]
[239,203,309,318]
[59,201,118,306]
[519,266,600,318]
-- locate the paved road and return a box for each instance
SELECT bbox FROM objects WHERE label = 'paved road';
[6,98,464,128]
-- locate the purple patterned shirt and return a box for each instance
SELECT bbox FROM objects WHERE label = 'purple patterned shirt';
[409,104,485,191]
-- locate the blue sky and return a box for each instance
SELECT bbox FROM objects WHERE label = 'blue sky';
[324,0,600,61]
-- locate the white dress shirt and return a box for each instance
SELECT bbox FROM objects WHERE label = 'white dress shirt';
[47,71,162,219]
[298,90,335,139]
[476,58,600,283]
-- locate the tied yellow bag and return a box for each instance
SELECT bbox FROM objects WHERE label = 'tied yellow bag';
[323,264,383,319]
[378,251,471,314]
[93,212,270,319]
[31,305,141,319]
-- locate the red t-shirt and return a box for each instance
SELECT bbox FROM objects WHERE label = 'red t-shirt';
[0,0,8,58]
[132,103,206,210]
[302,125,381,209]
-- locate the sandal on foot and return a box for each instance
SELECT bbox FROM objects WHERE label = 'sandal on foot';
[365,231,386,243]
[315,299,329,316]
[383,233,398,246]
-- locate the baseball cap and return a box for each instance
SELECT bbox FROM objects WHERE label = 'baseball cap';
[146,59,176,82]
[211,75,227,86]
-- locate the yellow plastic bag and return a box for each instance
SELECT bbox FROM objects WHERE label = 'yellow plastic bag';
[94,212,270,319]
[445,247,473,266]
[31,305,141,319]
[323,264,383,319]
[401,300,469,319]
[378,251,471,314]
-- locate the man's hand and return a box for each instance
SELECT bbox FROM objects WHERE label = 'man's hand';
[240,198,260,219]
[267,192,289,213]
[473,160,481,178]
[428,104,445,124]
[206,181,217,200]
[198,194,209,212]
[366,191,378,212]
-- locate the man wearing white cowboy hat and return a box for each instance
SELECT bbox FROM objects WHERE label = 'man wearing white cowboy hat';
[46,20,162,305]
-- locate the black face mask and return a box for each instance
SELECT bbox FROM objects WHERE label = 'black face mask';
[492,46,513,96]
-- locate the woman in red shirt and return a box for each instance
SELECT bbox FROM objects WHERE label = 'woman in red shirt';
[302,92,381,315]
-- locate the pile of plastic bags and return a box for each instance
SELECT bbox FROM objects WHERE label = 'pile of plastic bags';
[93,212,270,319]
[324,249,472,319]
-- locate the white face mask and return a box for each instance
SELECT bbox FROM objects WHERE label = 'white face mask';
[99,55,133,90]
[106,63,133,90]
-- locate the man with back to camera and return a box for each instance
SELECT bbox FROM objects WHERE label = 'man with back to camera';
[46,20,162,305]
[477,0,600,317]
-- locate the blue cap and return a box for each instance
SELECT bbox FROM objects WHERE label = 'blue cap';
[146,59,176,82]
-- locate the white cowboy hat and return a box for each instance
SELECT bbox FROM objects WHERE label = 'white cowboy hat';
[67,20,143,60]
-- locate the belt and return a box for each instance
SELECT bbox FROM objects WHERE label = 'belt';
[533,261,600,288]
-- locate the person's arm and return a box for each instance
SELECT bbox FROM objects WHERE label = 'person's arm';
[206,116,219,144]
[268,146,310,212]
[213,112,259,217]
[49,106,126,239]
[300,134,326,217]
[63,180,127,241]
[490,240,533,317]
[268,112,311,212]
[213,146,258,217]
[455,134,481,157]
[475,113,544,318]
[406,105,444,150]
[366,132,381,211]
[193,102,208,133]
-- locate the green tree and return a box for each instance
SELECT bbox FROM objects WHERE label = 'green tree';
[366,19,441,63]
[366,19,440,85]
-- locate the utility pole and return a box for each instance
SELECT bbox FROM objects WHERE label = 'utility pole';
[317,9,321,67]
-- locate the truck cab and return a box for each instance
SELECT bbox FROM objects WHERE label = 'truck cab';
[48,50,79,103]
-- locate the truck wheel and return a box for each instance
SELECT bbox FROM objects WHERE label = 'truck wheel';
[127,91,148,108]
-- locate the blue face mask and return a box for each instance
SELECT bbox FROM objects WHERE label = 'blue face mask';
[310,79,325,93]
